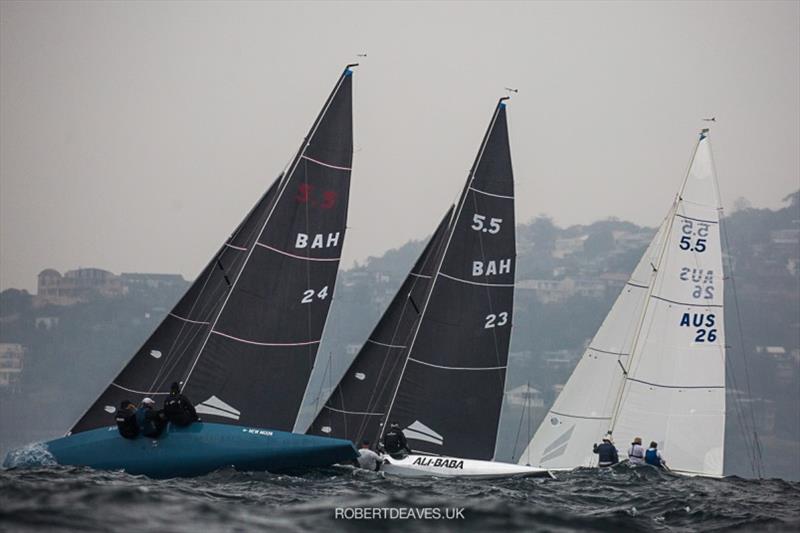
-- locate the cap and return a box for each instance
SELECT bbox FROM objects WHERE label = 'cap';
[142,397,155,406]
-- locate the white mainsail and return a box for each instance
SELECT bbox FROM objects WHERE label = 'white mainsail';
[519,130,725,476]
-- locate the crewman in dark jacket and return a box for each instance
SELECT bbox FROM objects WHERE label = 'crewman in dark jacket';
[137,397,166,438]
[115,400,139,439]
[593,435,619,467]
[162,382,198,427]
[382,422,412,459]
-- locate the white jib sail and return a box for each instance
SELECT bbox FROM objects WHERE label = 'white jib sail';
[519,131,725,476]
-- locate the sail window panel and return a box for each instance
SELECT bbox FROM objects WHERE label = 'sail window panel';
[390,363,506,460]
[185,336,316,431]
[613,382,725,476]
[470,106,514,197]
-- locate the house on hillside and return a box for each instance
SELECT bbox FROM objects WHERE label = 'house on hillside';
[0,343,24,392]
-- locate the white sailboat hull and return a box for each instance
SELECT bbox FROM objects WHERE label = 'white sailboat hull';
[381,454,554,479]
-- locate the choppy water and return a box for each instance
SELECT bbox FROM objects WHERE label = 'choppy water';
[1,454,798,532]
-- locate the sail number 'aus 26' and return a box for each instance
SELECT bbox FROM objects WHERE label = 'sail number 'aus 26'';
[472,214,502,234]
[678,219,710,253]
[680,312,717,342]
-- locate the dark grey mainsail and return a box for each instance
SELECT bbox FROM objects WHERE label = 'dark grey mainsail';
[71,66,355,434]
[382,99,516,460]
[306,207,453,444]
[308,99,515,461]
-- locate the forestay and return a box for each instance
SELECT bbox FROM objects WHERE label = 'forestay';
[520,130,726,477]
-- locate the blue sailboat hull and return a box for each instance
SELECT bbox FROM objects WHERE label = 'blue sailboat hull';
[42,422,357,478]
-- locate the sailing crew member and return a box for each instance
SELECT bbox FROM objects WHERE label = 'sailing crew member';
[162,382,198,426]
[628,437,646,465]
[382,422,412,459]
[115,400,139,439]
[645,441,667,469]
[137,398,166,438]
[356,440,382,472]
[593,435,619,467]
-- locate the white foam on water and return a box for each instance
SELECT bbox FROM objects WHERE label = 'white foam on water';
[2,441,58,469]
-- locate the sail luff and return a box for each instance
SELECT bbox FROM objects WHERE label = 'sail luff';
[379,100,508,439]
[180,66,354,392]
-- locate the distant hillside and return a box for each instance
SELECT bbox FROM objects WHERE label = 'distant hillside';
[1,191,798,479]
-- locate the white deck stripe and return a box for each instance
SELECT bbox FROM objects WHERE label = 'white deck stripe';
[469,186,514,200]
[367,338,407,349]
[301,155,352,171]
[211,330,321,347]
[409,272,432,279]
[323,405,384,416]
[256,242,341,262]
[224,242,248,251]
[438,272,514,288]
[111,382,170,395]
[168,312,211,325]
[408,357,506,371]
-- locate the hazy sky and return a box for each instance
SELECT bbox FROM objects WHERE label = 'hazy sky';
[1,1,798,292]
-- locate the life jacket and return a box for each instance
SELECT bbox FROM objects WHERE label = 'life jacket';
[163,395,196,427]
[383,430,408,457]
[115,410,139,439]
[139,408,166,438]
[645,448,661,467]
[628,444,645,463]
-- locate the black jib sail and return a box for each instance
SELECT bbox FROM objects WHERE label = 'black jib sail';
[306,207,454,444]
[71,65,356,434]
